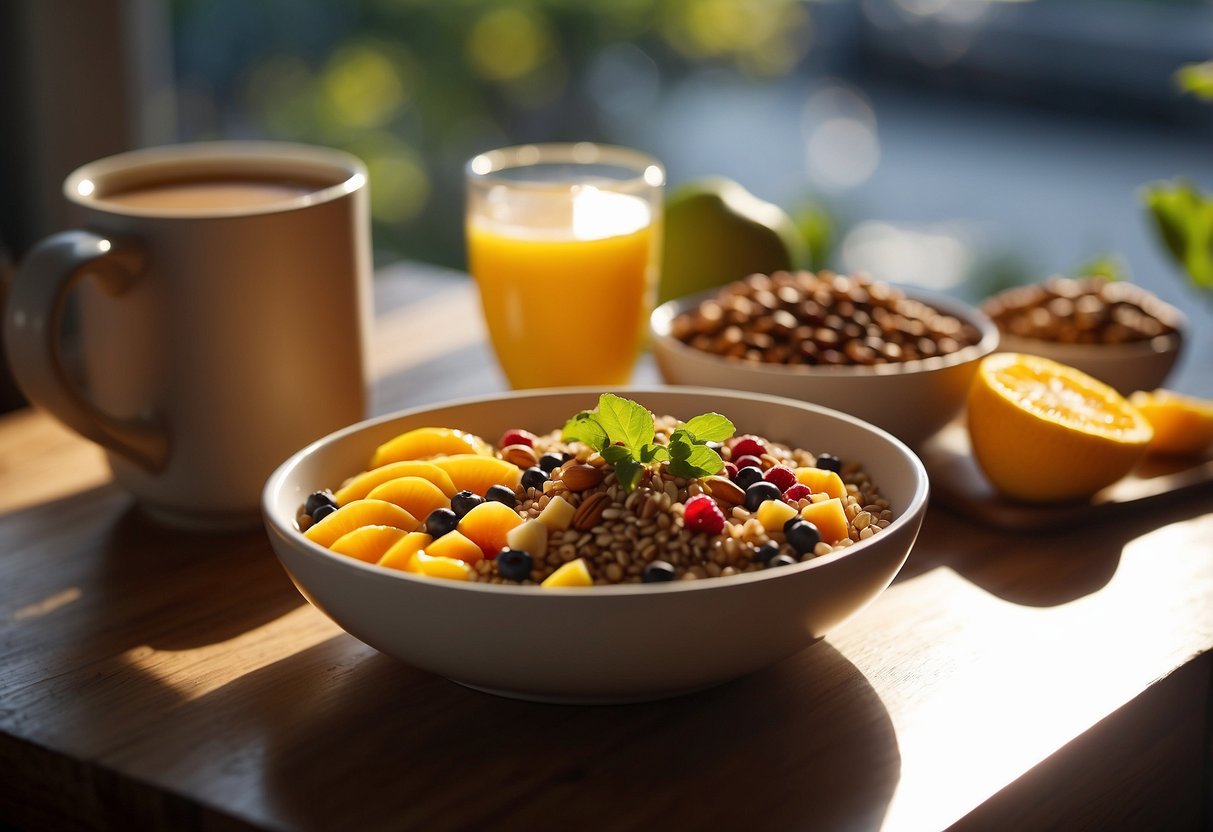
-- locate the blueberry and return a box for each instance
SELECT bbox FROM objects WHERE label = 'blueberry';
[305,490,337,516]
[521,466,549,492]
[450,490,483,518]
[642,560,677,582]
[485,484,518,508]
[734,465,764,491]
[753,541,780,565]
[538,452,567,474]
[767,553,798,568]
[783,515,803,534]
[744,480,782,511]
[815,453,842,473]
[497,549,533,581]
[786,520,822,554]
[310,503,337,523]
[425,507,459,538]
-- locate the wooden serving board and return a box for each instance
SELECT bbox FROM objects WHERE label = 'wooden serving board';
[918,420,1213,531]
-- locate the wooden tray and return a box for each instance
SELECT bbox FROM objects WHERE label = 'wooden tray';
[918,420,1213,531]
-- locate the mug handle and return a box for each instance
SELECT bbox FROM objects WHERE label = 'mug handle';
[3,230,169,472]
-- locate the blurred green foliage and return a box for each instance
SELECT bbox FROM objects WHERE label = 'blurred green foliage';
[171,0,811,268]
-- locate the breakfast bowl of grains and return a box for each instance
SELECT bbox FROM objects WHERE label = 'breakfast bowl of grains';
[980,276,1186,396]
[263,387,928,703]
[650,271,1000,447]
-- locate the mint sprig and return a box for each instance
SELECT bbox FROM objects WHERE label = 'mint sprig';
[560,394,735,491]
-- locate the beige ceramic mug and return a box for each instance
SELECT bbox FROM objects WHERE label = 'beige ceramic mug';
[3,142,373,530]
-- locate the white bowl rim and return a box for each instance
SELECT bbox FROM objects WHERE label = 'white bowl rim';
[263,385,930,598]
[650,283,1000,378]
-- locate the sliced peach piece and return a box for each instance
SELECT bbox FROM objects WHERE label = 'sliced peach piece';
[410,552,472,581]
[425,530,485,564]
[334,461,457,504]
[458,500,524,559]
[794,467,847,500]
[432,454,522,496]
[799,498,849,545]
[377,531,432,571]
[329,525,409,563]
[366,476,451,520]
[371,427,490,468]
[304,499,419,548]
[541,558,593,588]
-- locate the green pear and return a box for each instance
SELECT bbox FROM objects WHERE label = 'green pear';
[658,177,807,305]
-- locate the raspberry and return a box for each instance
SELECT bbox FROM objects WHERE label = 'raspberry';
[782,483,811,503]
[683,494,726,535]
[763,465,797,492]
[500,428,537,448]
[730,435,768,460]
[733,454,763,470]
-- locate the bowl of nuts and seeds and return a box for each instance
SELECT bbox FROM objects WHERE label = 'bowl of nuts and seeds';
[650,270,1000,447]
[980,276,1186,396]
[263,387,928,703]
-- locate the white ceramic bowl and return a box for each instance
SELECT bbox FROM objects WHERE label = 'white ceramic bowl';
[650,288,1000,448]
[263,387,929,703]
[993,332,1184,396]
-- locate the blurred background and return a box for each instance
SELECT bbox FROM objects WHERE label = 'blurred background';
[1,0,1211,407]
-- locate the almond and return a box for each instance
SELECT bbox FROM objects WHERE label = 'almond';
[571,492,611,531]
[502,443,538,469]
[703,475,745,506]
[560,463,605,492]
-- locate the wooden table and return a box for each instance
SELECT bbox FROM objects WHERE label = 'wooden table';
[2,264,1211,831]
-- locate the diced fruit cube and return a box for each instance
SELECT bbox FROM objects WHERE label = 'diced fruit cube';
[432,454,523,496]
[537,495,575,531]
[303,499,419,548]
[376,532,432,571]
[329,525,409,563]
[425,530,485,564]
[370,427,491,468]
[365,476,451,521]
[458,501,524,559]
[541,558,593,588]
[794,467,846,500]
[506,518,549,559]
[756,499,798,532]
[410,552,472,581]
[334,461,457,504]
[799,498,849,544]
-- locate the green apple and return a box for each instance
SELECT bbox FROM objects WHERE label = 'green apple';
[658,177,807,305]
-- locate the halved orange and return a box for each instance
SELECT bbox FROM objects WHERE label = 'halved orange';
[334,461,458,504]
[967,353,1153,502]
[330,525,409,563]
[1128,389,1213,457]
[303,499,420,547]
[431,454,522,496]
[366,476,451,520]
[370,427,490,468]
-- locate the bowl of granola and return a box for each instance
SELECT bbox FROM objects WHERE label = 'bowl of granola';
[263,387,928,703]
[650,270,1000,447]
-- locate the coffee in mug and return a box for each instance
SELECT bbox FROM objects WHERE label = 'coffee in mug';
[3,142,374,531]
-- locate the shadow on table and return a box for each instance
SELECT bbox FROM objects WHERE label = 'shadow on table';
[202,637,901,831]
[894,486,1212,608]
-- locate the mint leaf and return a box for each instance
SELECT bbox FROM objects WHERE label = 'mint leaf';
[639,443,669,463]
[1177,61,1213,102]
[614,458,645,492]
[1142,180,1213,290]
[668,437,693,461]
[596,393,653,452]
[669,445,725,479]
[562,411,608,450]
[601,445,632,465]
[683,413,735,443]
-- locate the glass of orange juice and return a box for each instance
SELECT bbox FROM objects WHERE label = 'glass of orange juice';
[465,143,664,388]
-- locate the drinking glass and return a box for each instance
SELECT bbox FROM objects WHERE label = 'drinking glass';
[465,143,664,388]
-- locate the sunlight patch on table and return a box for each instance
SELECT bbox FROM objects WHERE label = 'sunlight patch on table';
[12,587,82,621]
[118,605,342,702]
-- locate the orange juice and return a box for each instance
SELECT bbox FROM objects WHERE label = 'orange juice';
[467,188,660,388]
